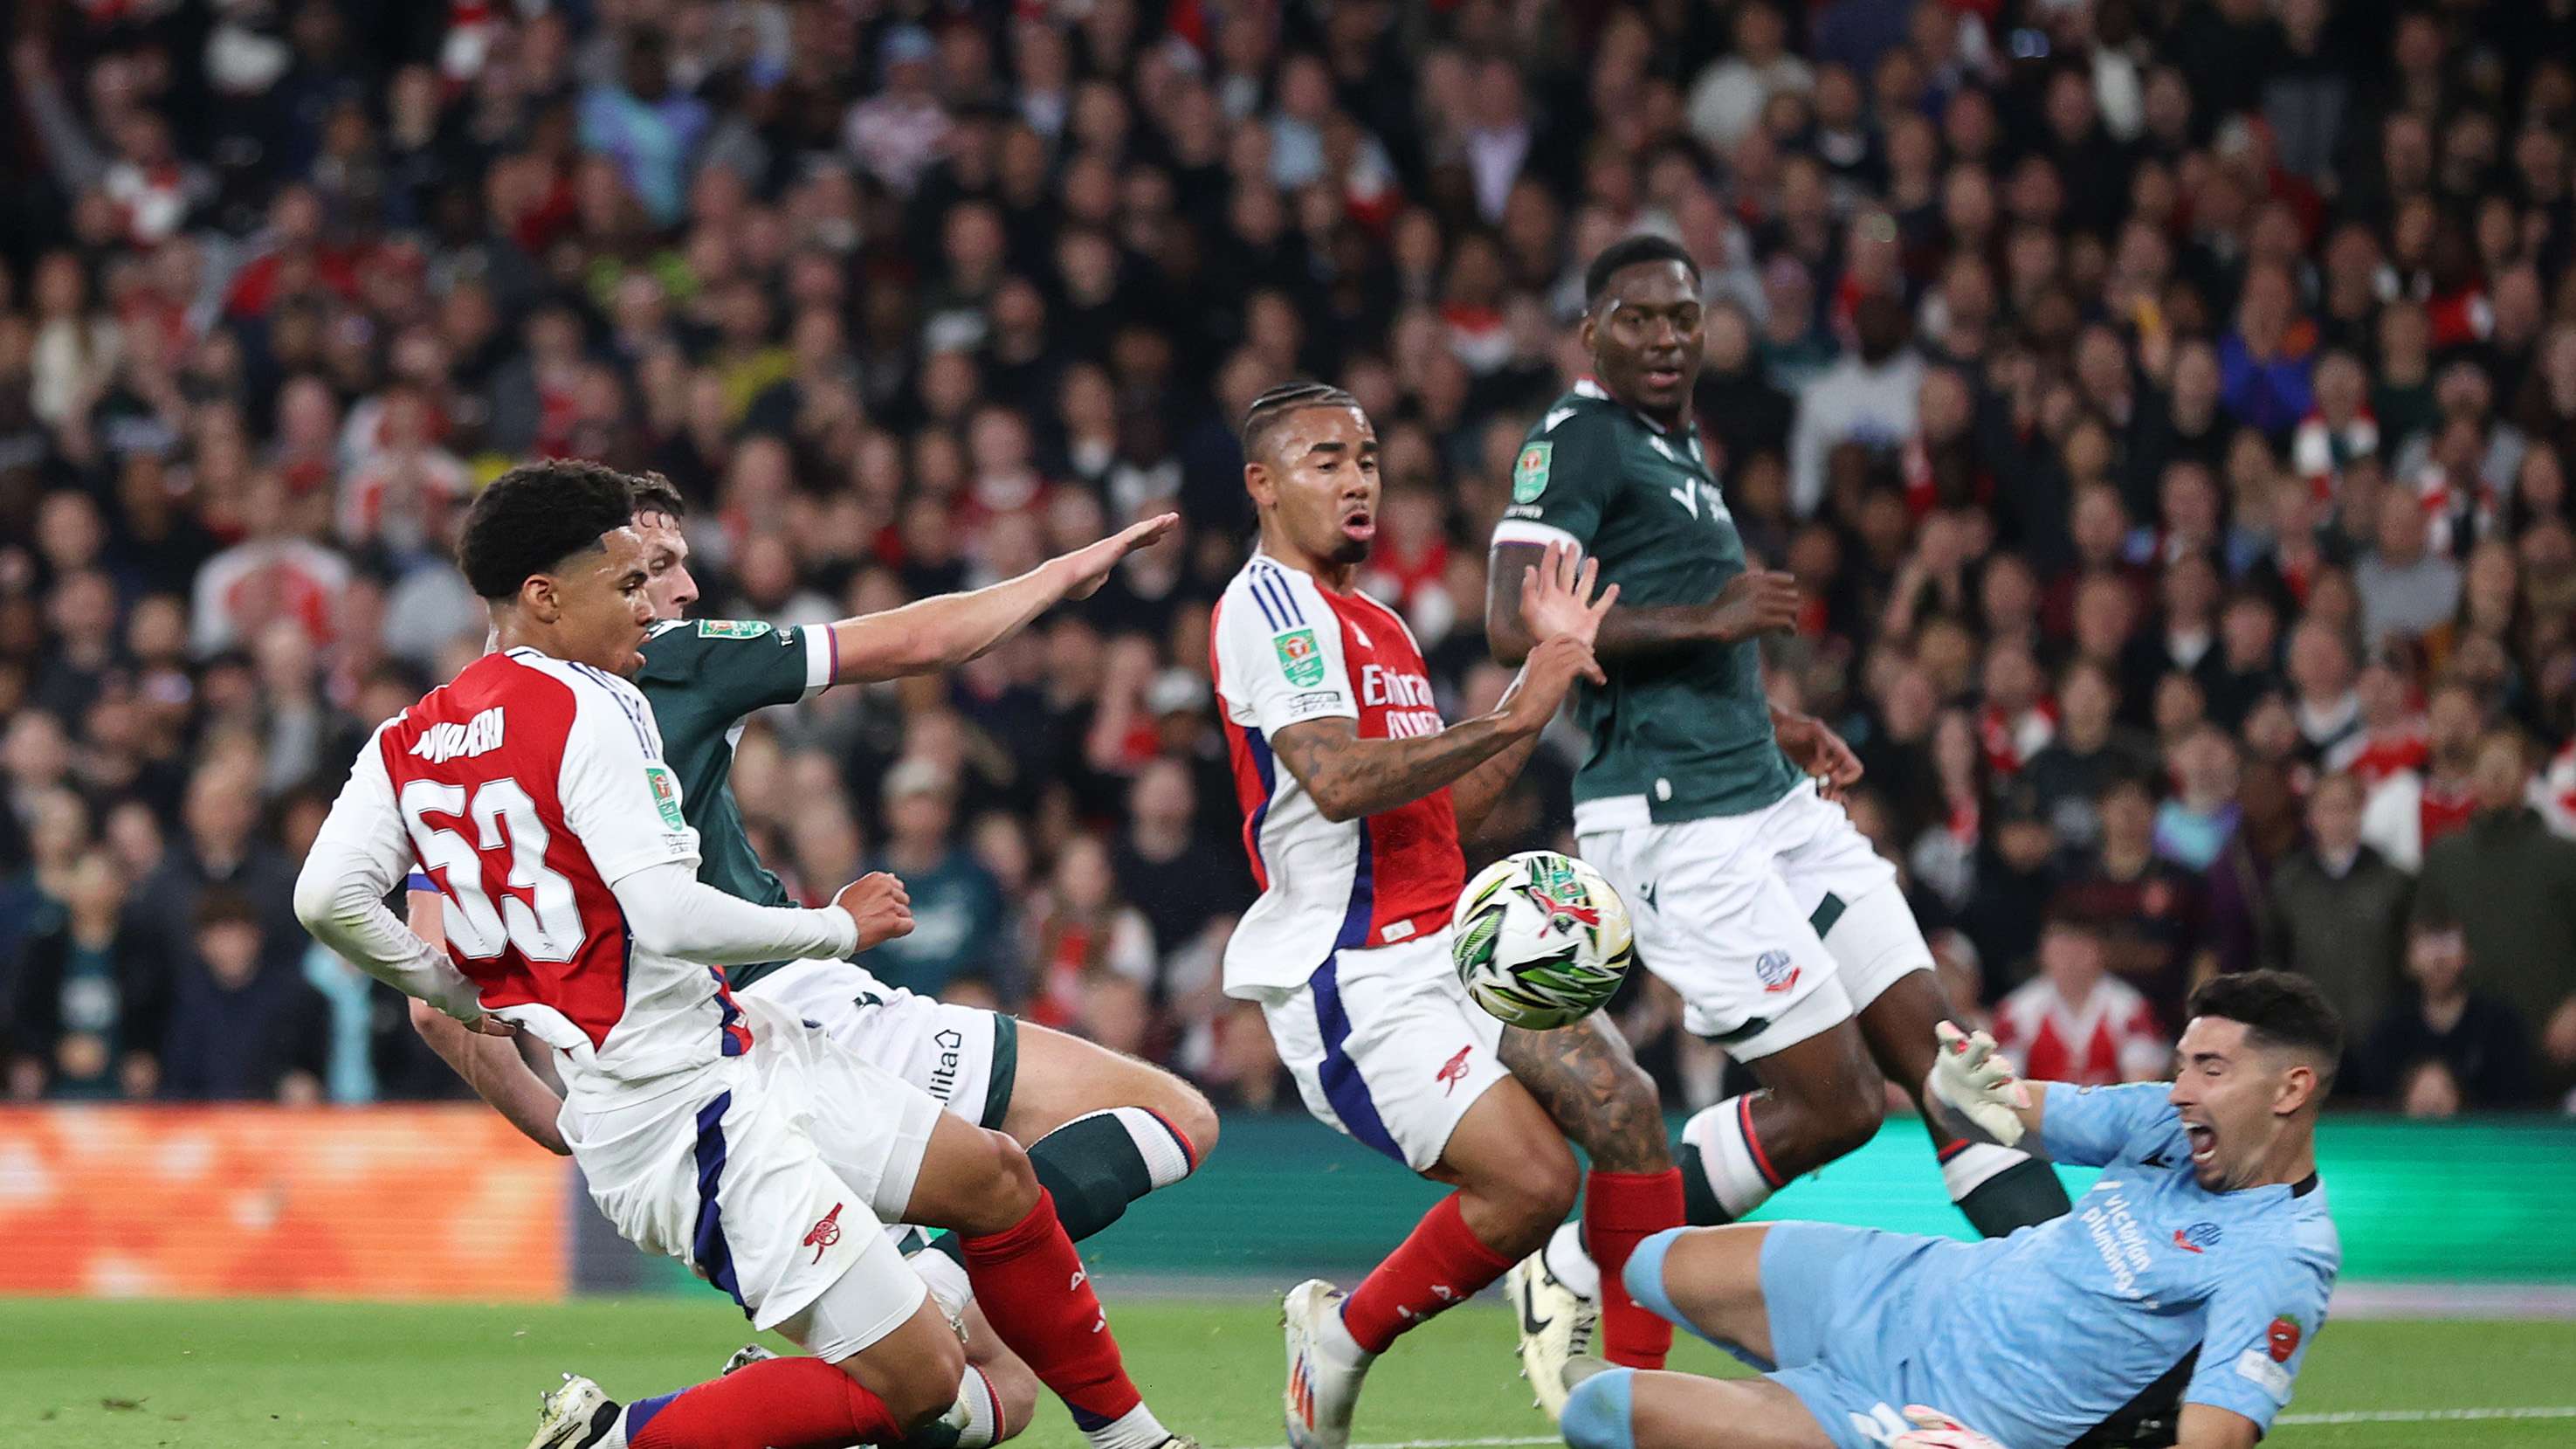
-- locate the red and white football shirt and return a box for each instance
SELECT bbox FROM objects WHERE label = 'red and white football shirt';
[1992,974,2169,1087]
[1212,553,1464,996]
[319,648,746,1087]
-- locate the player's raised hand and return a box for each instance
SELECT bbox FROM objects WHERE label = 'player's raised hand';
[1498,635,1606,735]
[1891,1404,2008,1449]
[1057,513,1181,599]
[1519,542,1619,652]
[1706,569,1801,643]
[1931,1021,2031,1147]
[833,871,916,951]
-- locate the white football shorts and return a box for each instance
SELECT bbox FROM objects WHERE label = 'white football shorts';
[1579,778,1931,1061]
[558,995,934,1347]
[738,958,1016,1130]
[1257,930,1510,1174]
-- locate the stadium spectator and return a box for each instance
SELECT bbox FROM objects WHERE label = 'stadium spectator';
[864,756,1010,1004]
[1110,757,1246,984]
[2057,776,2210,1028]
[2359,678,2486,871]
[1026,832,1154,1055]
[2264,773,2413,1044]
[2413,735,2576,1068]
[156,889,327,1103]
[7,846,155,1101]
[127,753,303,979]
[2355,914,2534,1112]
[1990,911,2168,1087]
[2205,756,2304,977]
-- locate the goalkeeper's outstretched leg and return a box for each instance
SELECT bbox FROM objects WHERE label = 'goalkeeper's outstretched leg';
[1561,1224,2003,1449]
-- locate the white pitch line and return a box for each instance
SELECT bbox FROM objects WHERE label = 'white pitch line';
[2278,1405,2576,1425]
[1210,1407,2576,1449]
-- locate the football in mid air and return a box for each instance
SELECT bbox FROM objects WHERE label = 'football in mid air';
[1451,850,1634,1030]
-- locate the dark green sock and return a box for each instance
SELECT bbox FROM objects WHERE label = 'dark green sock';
[1955,1155,2073,1236]
[920,1108,1178,1269]
[1025,1110,1161,1240]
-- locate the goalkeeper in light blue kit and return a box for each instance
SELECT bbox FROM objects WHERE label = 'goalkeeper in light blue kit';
[1561,971,2343,1449]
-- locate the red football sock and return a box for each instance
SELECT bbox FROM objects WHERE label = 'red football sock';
[1585,1169,1684,1369]
[961,1189,1145,1431]
[1340,1192,1515,1355]
[625,1356,902,1449]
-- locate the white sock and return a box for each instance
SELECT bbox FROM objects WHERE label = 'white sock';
[913,1245,974,1318]
[1682,1098,1780,1220]
[1319,1299,1374,1366]
[1082,1401,1172,1449]
[593,1410,630,1449]
[1939,1142,2028,1201]
[1542,1219,1601,1300]
[953,1365,1003,1449]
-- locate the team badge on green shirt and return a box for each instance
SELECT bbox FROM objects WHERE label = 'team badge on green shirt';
[695,619,771,638]
[1275,628,1326,687]
[1512,442,1554,502]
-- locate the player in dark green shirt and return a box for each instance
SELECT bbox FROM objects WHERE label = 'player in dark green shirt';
[1483,238,2071,1398]
[409,480,1219,1445]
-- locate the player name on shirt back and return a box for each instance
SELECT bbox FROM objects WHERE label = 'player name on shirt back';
[408,706,507,763]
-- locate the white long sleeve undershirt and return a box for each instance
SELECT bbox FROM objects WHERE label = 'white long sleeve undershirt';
[610,860,858,965]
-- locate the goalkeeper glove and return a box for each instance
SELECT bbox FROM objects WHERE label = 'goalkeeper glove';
[1891,1404,2009,1449]
[1930,1021,2031,1147]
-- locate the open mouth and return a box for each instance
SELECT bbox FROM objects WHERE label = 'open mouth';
[1643,363,1684,388]
[1340,510,1376,542]
[2184,1121,2216,1167]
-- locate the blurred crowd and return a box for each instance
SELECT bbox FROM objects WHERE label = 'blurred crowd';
[3,0,2575,1119]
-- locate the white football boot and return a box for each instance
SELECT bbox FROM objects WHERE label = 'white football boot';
[524,1373,618,1449]
[1505,1249,1600,1419]
[1281,1279,1374,1449]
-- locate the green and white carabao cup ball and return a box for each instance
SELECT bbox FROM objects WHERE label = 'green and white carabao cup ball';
[1451,849,1635,1030]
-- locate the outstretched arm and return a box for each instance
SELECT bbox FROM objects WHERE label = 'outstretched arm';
[829,514,1178,683]
[1487,540,1798,666]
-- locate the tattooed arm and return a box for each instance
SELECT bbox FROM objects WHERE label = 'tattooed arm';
[1268,634,1601,823]
[1500,1015,1672,1173]
[1446,730,1546,837]
[1270,710,1533,824]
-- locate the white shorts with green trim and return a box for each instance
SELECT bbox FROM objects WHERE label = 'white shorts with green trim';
[1577,779,1931,1061]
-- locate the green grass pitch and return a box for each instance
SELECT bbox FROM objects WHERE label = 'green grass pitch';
[3,1296,2570,1448]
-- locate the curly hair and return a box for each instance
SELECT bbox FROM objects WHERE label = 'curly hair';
[458,459,642,601]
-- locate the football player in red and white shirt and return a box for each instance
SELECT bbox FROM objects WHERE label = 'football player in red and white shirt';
[297,462,1187,1449]
[1991,914,2171,1087]
[1210,383,1657,1449]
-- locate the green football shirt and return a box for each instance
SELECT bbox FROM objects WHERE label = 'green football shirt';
[631,617,834,988]
[1491,381,1801,829]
